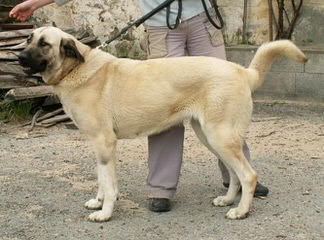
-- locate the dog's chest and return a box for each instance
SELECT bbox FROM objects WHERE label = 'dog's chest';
[55,91,81,127]
[61,101,78,126]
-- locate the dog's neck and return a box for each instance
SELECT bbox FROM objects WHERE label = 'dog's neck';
[50,48,115,91]
[42,59,81,86]
[42,41,91,85]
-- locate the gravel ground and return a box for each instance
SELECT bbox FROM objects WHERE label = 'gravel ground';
[0,100,323,240]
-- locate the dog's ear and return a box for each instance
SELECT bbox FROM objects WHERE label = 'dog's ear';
[60,38,85,62]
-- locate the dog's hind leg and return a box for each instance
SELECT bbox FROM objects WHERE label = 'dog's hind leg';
[202,123,257,219]
[86,132,118,222]
[191,119,240,207]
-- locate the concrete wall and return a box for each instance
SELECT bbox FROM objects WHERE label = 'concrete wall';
[227,45,324,102]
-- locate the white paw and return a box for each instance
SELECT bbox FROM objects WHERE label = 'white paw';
[85,198,103,210]
[213,196,234,207]
[88,210,111,222]
[226,207,249,219]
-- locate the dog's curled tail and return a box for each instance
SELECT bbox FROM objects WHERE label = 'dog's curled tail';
[248,40,307,92]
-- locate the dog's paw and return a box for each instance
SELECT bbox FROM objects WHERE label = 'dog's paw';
[85,198,103,210]
[88,210,111,222]
[213,196,234,207]
[225,207,249,220]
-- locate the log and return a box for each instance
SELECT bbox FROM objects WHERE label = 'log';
[0,41,26,50]
[5,85,54,100]
[0,62,41,77]
[0,74,38,89]
[0,23,34,31]
[0,4,12,23]
[0,74,24,88]
[0,38,25,47]
[0,29,33,40]
[0,62,25,75]
[0,50,18,60]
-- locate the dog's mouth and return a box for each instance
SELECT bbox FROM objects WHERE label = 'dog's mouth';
[21,61,47,75]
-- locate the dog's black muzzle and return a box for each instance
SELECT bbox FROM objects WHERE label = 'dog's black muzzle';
[18,50,47,76]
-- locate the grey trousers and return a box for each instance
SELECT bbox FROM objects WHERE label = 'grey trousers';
[146,12,252,199]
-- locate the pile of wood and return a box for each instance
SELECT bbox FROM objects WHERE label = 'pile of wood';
[0,3,38,93]
[0,4,99,128]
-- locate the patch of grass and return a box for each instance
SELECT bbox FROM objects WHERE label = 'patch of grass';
[0,98,36,122]
[302,39,313,45]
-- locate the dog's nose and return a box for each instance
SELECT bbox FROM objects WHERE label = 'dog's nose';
[18,52,29,64]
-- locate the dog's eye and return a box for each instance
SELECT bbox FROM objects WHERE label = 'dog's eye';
[39,41,49,47]
[38,37,50,48]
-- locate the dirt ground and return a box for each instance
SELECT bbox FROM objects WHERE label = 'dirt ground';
[0,100,323,240]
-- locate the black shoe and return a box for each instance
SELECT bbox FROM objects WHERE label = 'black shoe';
[223,182,269,197]
[148,198,171,212]
[254,182,269,197]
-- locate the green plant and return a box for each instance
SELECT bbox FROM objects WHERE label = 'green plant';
[0,98,36,122]
[302,39,313,45]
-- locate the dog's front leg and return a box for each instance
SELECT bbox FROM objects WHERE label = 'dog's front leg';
[86,133,118,222]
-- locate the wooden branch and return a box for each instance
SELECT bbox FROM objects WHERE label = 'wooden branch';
[287,0,303,39]
[274,0,303,40]
[256,131,276,138]
[40,114,70,124]
[268,0,273,41]
[283,7,291,25]
[242,0,248,42]
[37,108,64,122]
[277,0,285,39]
[29,109,43,132]
[5,85,54,100]
[291,0,296,11]
[21,108,64,127]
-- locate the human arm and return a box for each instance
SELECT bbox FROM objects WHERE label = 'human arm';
[9,0,71,21]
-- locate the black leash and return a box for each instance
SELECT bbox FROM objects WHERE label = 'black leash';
[166,0,182,30]
[97,0,176,49]
[97,0,224,49]
[202,0,224,29]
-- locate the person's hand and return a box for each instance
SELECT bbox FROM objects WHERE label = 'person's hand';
[9,0,37,22]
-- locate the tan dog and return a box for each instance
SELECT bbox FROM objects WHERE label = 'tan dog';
[18,26,307,222]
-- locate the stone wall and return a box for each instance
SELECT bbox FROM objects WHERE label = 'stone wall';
[31,0,324,49]
[32,0,146,58]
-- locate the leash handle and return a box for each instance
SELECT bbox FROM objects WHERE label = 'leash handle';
[166,0,182,30]
[202,0,224,29]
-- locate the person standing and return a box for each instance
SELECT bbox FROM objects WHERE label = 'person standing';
[10,0,269,213]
